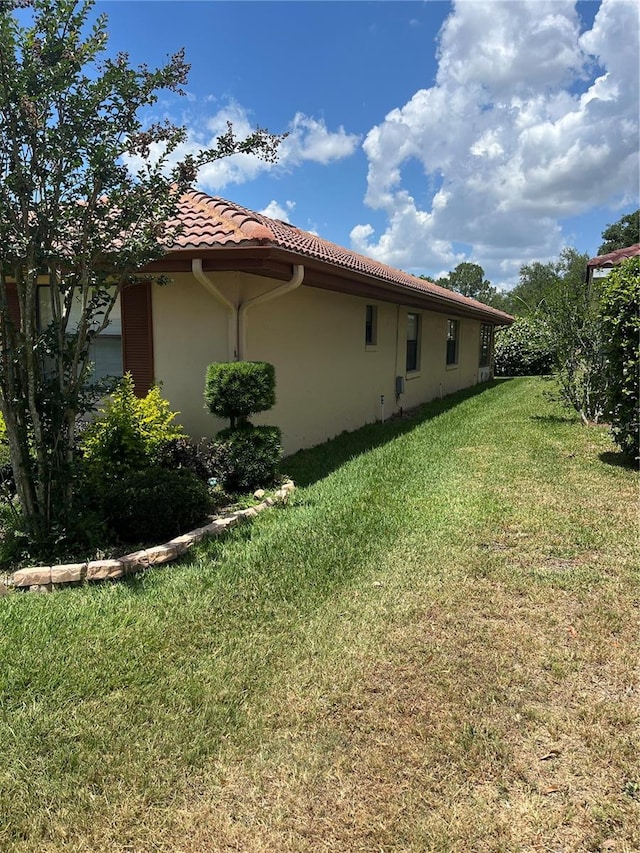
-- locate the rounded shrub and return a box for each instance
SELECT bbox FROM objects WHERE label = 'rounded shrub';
[494,317,554,376]
[204,361,276,427]
[217,425,282,493]
[104,467,212,543]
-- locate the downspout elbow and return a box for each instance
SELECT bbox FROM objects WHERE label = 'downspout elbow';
[192,258,238,361]
[238,264,304,360]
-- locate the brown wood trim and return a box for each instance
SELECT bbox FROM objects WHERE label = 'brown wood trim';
[141,246,513,326]
[5,281,20,326]
[121,281,154,396]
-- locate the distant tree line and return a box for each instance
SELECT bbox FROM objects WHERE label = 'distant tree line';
[429,210,639,460]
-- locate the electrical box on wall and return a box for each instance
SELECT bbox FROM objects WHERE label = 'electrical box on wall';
[395,375,405,396]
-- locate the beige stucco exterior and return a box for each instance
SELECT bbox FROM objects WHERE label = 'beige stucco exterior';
[151,271,493,455]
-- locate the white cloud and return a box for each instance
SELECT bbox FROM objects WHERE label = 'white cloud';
[125,103,359,194]
[354,0,639,287]
[279,113,361,166]
[259,199,296,222]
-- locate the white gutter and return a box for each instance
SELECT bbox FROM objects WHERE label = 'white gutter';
[192,258,237,361]
[238,264,304,360]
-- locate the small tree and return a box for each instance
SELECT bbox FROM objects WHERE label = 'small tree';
[204,361,281,492]
[204,361,276,429]
[540,249,606,424]
[600,257,639,460]
[0,0,282,545]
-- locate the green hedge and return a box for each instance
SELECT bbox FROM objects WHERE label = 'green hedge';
[494,317,554,376]
[217,425,282,493]
[601,257,640,461]
[103,467,212,543]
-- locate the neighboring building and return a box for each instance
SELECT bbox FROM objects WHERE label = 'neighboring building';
[14,192,515,455]
[586,243,640,283]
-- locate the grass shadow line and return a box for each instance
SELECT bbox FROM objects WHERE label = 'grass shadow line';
[530,414,578,425]
[283,379,513,488]
[599,451,638,471]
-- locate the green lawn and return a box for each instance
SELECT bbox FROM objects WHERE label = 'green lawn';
[1,378,638,852]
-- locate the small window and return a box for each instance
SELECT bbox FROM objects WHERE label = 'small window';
[446,319,459,366]
[365,304,377,347]
[406,312,420,372]
[38,286,123,381]
[479,324,492,367]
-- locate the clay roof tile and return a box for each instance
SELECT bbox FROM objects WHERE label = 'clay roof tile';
[169,191,513,324]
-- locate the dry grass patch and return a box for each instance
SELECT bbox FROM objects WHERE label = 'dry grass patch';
[135,562,638,853]
[2,379,638,852]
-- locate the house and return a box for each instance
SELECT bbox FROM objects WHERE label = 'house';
[120,191,514,453]
[586,243,640,284]
[11,192,514,455]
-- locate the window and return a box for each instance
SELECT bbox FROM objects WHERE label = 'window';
[406,312,420,372]
[479,324,492,367]
[38,287,123,381]
[365,304,377,347]
[446,319,459,366]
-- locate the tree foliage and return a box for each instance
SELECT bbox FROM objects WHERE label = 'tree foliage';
[494,317,554,377]
[431,261,509,309]
[0,0,282,545]
[600,257,639,460]
[542,250,605,424]
[598,209,639,255]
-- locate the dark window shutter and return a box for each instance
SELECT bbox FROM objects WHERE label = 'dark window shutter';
[121,281,154,397]
[5,282,20,326]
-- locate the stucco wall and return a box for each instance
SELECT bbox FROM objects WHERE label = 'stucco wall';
[151,272,489,455]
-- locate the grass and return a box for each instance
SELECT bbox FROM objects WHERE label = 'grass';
[0,377,638,852]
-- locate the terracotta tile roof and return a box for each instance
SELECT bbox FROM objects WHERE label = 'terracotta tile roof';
[587,243,640,268]
[168,190,513,324]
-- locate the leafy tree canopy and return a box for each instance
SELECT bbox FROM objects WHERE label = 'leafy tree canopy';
[501,248,589,318]
[598,209,639,255]
[427,261,510,310]
[0,0,283,544]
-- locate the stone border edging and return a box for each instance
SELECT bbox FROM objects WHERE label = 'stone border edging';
[1,480,295,594]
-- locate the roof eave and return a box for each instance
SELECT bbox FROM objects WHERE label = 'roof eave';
[143,244,514,326]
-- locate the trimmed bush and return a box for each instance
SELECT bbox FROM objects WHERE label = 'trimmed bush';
[601,257,640,461]
[81,374,183,471]
[494,317,554,376]
[217,425,282,493]
[204,361,276,428]
[156,436,234,485]
[104,467,212,543]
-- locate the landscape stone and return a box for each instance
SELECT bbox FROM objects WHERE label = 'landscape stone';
[13,566,52,587]
[51,563,86,584]
[166,534,195,554]
[145,544,179,565]
[253,489,266,499]
[86,560,125,581]
[119,550,149,573]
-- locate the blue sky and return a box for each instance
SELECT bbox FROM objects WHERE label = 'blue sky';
[100,0,638,289]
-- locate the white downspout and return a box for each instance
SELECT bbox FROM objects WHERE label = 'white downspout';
[238,264,304,360]
[192,258,238,361]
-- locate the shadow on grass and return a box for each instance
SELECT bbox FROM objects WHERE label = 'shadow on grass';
[599,451,638,471]
[530,414,578,425]
[283,379,512,488]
